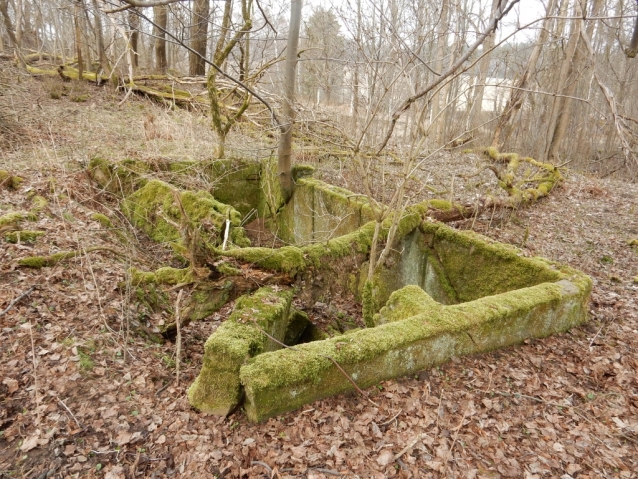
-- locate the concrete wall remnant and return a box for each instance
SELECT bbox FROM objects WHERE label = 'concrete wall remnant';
[86,157,591,423]
[192,176,591,422]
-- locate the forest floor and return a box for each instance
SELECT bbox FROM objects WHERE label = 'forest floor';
[1,65,638,479]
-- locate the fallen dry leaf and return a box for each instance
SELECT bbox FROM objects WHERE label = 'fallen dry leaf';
[376,449,394,466]
[2,377,18,393]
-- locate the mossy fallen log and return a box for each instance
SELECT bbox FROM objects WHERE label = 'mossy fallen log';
[18,246,122,268]
[125,83,209,108]
[0,170,24,190]
[424,148,564,222]
[26,65,110,83]
[4,230,45,244]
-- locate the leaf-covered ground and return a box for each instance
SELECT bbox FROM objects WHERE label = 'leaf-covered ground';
[1,67,638,478]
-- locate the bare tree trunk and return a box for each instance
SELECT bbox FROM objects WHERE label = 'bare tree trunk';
[91,0,110,75]
[277,0,302,201]
[207,0,253,157]
[430,0,449,142]
[492,0,558,148]
[467,0,500,135]
[154,5,167,73]
[0,0,17,47]
[15,0,23,47]
[128,7,139,69]
[74,0,84,78]
[351,0,361,130]
[189,0,209,75]
[544,0,586,161]
[626,6,638,58]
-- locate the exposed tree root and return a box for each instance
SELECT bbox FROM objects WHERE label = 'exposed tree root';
[425,148,563,222]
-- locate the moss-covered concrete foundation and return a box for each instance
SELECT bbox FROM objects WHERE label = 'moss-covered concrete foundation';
[85,156,591,423]
[192,191,591,421]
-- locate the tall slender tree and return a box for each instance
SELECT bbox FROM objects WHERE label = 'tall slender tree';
[189,0,208,75]
[277,0,302,200]
[154,4,168,73]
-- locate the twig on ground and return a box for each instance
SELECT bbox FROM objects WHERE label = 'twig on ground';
[394,432,428,461]
[25,322,41,422]
[155,380,172,396]
[175,290,183,386]
[57,397,82,428]
[250,461,272,474]
[0,286,35,317]
[379,409,403,426]
[130,450,141,477]
[309,467,342,476]
[445,401,472,465]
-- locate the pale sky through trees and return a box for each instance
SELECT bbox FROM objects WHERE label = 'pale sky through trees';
[301,0,548,44]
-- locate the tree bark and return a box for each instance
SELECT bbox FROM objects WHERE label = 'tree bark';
[0,0,25,66]
[207,0,253,157]
[277,0,302,201]
[544,0,586,161]
[626,8,638,58]
[74,0,84,79]
[467,0,500,135]
[91,0,110,75]
[492,0,558,149]
[430,0,449,143]
[128,7,140,68]
[154,5,168,73]
[189,0,209,75]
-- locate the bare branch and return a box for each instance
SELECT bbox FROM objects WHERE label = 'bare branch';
[129,7,280,128]
[376,0,520,154]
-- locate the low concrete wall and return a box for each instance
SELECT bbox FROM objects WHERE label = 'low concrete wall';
[192,214,591,422]
[187,287,293,415]
[240,278,589,422]
[175,162,592,423]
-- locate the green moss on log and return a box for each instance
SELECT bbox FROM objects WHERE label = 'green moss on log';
[0,212,25,227]
[4,230,45,244]
[18,251,79,268]
[0,170,24,189]
[91,213,113,228]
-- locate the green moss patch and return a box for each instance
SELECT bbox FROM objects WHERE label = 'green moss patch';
[4,230,46,244]
[122,179,249,252]
[0,170,24,190]
[0,212,25,227]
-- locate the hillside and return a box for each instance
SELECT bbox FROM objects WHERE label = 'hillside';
[1,66,637,478]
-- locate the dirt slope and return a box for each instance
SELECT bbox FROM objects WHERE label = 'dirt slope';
[1,67,637,478]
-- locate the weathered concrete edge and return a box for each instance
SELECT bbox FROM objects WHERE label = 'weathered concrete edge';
[240,278,591,422]
[187,287,293,415]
